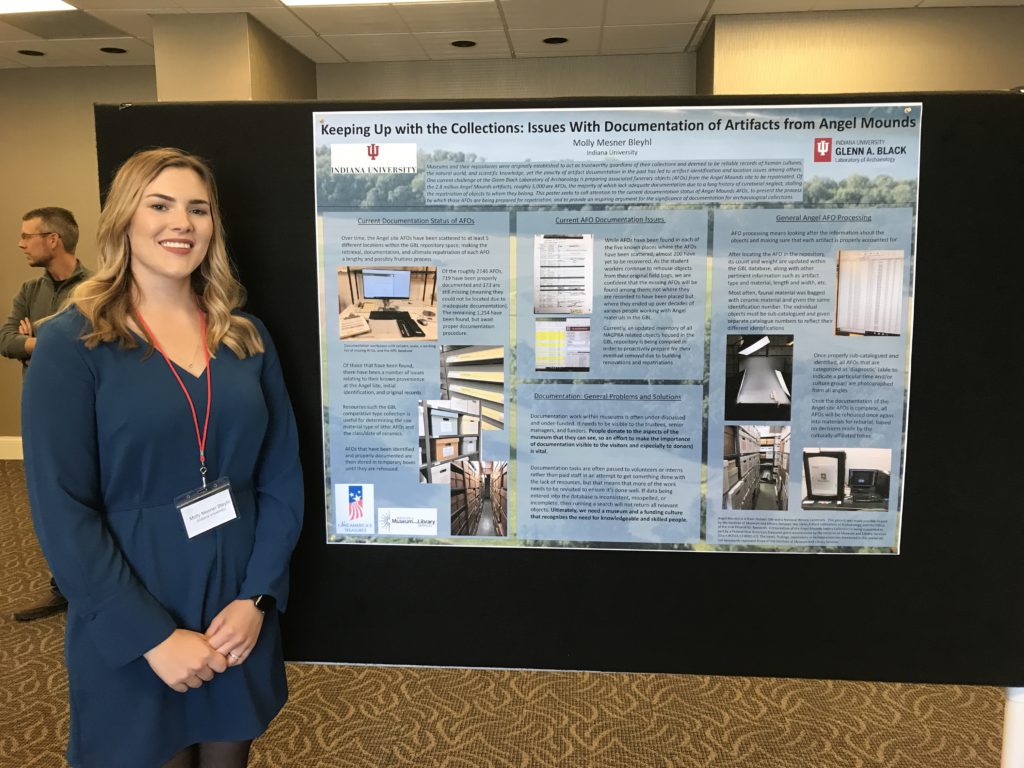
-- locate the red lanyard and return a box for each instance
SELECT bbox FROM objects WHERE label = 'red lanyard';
[134,308,212,486]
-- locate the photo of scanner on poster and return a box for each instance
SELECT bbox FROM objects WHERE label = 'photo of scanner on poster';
[724,334,794,421]
[800,448,892,511]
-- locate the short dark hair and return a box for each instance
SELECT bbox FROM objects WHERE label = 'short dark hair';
[22,206,78,254]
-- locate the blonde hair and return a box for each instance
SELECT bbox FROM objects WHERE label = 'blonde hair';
[71,147,263,358]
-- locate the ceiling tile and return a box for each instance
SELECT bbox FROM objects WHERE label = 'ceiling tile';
[709,0,815,12]
[601,23,695,52]
[69,0,184,10]
[288,5,408,36]
[0,19,41,41]
[810,0,916,8]
[55,36,155,64]
[509,26,600,57]
[184,6,269,13]
[246,7,314,37]
[1,0,1011,71]
[498,0,604,29]
[323,32,428,62]
[176,0,280,8]
[1,9,126,39]
[84,9,183,42]
[394,1,503,33]
[918,0,1022,4]
[415,28,511,59]
[282,34,345,62]
[605,0,708,25]
[0,39,83,67]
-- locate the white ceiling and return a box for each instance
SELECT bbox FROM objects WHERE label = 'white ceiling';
[0,0,1018,69]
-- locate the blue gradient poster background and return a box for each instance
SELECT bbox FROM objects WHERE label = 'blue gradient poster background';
[313,103,922,553]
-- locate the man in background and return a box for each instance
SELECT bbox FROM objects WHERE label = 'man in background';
[3,207,91,621]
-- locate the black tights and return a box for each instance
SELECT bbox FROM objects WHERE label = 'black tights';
[161,740,252,768]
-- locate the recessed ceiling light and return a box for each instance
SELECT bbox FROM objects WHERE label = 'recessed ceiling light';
[100,46,126,54]
[281,0,456,6]
[543,37,568,45]
[451,40,476,48]
[0,0,75,12]
[17,48,45,56]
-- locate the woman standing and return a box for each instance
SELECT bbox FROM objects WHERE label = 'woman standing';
[22,148,303,767]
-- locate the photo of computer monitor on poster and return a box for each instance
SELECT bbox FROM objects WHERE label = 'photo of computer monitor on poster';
[337,266,438,342]
[363,268,411,309]
[848,468,891,502]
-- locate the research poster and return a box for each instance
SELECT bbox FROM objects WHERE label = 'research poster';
[313,103,921,553]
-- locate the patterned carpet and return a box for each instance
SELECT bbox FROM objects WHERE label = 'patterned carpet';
[0,460,1004,767]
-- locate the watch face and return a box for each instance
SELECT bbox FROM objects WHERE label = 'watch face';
[253,594,276,613]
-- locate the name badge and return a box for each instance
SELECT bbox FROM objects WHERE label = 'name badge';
[175,477,238,538]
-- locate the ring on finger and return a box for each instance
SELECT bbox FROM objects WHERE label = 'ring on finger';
[229,651,241,660]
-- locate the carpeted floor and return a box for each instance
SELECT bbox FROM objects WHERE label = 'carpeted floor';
[0,460,1004,767]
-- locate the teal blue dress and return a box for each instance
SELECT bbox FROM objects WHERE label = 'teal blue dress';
[22,308,303,768]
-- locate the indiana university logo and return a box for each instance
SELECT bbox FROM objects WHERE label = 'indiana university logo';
[813,137,832,162]
[330,142,418,174]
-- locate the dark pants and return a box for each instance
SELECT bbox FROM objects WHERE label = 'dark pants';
[13,573,67,621]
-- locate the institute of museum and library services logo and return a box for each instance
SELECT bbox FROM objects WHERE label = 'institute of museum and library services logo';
[813,137,833,162]
[330,143,418,174]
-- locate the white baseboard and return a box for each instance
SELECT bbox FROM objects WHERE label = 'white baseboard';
[0,436,23,460]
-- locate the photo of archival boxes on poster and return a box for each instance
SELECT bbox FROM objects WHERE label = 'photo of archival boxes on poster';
[416,396,509,538]
[418,342,509,536]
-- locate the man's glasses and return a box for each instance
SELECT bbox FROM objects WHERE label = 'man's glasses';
[19,232,54,240]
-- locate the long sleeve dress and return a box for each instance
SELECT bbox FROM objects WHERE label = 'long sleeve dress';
[21,307,304,768]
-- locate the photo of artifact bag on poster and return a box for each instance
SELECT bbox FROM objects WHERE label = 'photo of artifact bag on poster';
[313,103,921,554]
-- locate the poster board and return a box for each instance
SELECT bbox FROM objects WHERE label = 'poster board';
[95,93,1024,684]
[313,103,920,553]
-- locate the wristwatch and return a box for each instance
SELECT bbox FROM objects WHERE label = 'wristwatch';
[250,594,277,614]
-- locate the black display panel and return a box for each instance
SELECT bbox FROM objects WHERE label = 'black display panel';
[95,93,1024,685]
